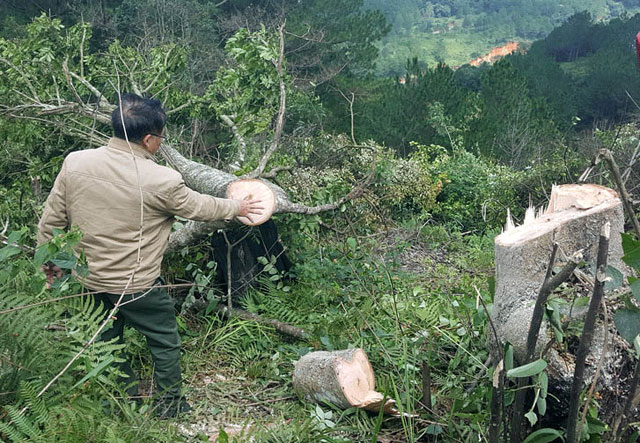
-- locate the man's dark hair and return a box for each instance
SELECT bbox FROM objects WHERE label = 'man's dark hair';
[111,93,166,142]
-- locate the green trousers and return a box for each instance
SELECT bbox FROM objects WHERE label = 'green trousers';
[94,282,182,400]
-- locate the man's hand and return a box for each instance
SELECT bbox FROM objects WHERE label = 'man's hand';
[42,264,62,289]
[236,196,265,222]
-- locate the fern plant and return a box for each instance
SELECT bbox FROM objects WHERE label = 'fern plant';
[0,230,136,442]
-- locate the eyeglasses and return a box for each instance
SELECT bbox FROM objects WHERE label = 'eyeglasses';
[149,133,167,140]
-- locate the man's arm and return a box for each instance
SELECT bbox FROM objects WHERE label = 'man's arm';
[37,160,69,246]
[167,180,245,221]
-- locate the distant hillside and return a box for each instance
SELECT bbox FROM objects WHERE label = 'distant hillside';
[468,42,524,66]
[364,0,640,75]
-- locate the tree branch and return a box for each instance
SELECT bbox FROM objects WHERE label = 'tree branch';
[566,223,610,443]
[220,114,247,172]
[245,20,287,179]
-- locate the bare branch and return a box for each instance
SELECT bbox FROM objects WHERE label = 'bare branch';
[336,88,356,145]
[67,70,111,108]
[245,20,287,179]
[141,46,173,94]
[220,114,247,172]
[259,165,292,179]
[62,58,85,108]
[165,100,192,115]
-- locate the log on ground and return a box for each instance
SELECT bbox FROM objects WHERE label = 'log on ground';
[292,348,397,415]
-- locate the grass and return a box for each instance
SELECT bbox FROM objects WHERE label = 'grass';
[164,222,497,442]
[0,215,497,442]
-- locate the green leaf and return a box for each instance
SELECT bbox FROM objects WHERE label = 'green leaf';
[71,355,115,390]
[425,424,443,435]
[0,246,20,262]
[507,359,547,378]
[537,396,547,415]
[586,415,608,433]
[525,411,538,426]
[522,428,564,443]
[546,301,564,343]
[488,276,495,298]
[6,229,26,245]
[604,265,623,291]
[33,245,51,267]
[346,237,357,250]
[614,309,640,345]
[50,252,76,269]
[622,233,640,256]
[205,299,219,316]
[621,233,640,270]
[504,344,514,371]
[539,371,549,398]
[630,279,640,302]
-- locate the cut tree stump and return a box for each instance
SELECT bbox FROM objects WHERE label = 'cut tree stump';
[292,349,397,415]
[226,179,276,226]
[492,183,629,416]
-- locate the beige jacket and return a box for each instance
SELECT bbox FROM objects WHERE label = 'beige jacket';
[37,137,241,293]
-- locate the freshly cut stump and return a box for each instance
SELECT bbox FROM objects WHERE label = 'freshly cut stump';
[492,184,628,407]
[292,349,397,414]
[226,179,276,226]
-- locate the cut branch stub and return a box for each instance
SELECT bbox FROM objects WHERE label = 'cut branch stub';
[292,348,397,415]
[226,179,276,226]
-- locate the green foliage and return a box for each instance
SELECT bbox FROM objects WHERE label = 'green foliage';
[339,61,478,155]
[365,0,640,74]
[284,0,390,78]
[613,234,640,348]
[376,147,444,216]
[206,27,285,138]
[472,58,561,167]
[0,229,187,441]
[522,428,565,443]
[406,143,523,230]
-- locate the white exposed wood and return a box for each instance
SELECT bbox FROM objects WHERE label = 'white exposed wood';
[226,179,276,226]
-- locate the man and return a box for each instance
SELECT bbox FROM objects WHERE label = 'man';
[37,93,263,418]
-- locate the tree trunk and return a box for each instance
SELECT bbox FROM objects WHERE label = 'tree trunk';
[492,184,629,418]
[211,220,293,300]
[292,349,397,414]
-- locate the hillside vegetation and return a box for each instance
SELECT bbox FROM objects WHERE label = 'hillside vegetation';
[365,0,640,74]
[1,1,640,441]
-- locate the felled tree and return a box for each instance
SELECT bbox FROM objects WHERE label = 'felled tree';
[0,15,372,233]
[0,15,375,301]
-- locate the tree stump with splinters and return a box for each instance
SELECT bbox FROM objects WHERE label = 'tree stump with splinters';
[292,349,398,415]
[492,184,630,415]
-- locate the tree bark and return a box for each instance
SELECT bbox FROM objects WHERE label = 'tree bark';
[292,349,397,414]
[493,184,628,425]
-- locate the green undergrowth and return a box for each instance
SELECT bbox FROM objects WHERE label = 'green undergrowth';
[0,217,498,442]
[173,222,497,442]
[0,229,184,442]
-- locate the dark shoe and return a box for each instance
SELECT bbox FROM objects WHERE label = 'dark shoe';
[155,397,191,419]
